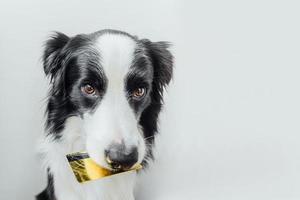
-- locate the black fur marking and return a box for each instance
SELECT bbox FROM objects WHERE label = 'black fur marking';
[138,39,173,164]
[43,32,69,79]
[43,33,106,138]
[126,65,153,114]
[36,170,56,200]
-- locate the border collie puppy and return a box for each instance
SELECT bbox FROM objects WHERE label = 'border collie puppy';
[36,29,173,200]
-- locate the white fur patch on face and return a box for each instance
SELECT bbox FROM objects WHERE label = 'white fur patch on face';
[84,33,146,169]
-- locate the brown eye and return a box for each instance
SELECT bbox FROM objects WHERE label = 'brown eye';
[132,88,146,99]
[82,84,95,95]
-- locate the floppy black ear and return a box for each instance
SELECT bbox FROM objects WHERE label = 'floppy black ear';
[141,40,174,88]
[138,40,173,165]
[43,32,69,80]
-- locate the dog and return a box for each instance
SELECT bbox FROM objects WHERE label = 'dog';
[36,29,173,200]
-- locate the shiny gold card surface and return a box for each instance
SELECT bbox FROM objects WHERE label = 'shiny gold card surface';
[66,152,142,183]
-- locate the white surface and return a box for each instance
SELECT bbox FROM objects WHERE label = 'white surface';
[0,0,299,199]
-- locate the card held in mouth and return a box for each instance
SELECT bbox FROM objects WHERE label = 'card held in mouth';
[66,152,142,183]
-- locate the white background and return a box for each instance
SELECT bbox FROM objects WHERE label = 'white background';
[0,0,299,199]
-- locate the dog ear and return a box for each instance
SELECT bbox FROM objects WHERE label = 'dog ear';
[43,32,69,81]
[141,39,174,88]
[138,40,173,164]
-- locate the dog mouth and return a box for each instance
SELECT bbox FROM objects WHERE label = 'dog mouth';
[66,151,143,183]
[106,156,140,172]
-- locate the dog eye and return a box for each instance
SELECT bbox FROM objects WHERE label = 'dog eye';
[82,84,96,95]
[132,88,146,99]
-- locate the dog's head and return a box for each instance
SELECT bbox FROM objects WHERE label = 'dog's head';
[43,30,173,171]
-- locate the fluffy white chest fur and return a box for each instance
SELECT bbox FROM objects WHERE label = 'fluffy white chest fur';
[39,117,137,200]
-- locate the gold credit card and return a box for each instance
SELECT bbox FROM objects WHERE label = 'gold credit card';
[66,152,142,183]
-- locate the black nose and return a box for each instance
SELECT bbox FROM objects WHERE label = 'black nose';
[105,145,138,170]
